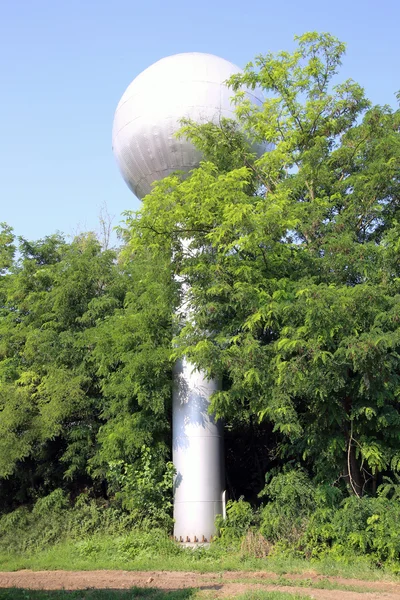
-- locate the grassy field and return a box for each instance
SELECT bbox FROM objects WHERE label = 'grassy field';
[0,533,397,582]
[0,591,313,600]
[0,550,386,579]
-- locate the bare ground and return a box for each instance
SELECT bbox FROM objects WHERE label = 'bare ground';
[1,570,400,599]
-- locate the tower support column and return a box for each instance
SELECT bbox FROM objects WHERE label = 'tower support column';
[172,358,224,542]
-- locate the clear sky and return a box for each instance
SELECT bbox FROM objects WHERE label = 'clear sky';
[0,0,398,244]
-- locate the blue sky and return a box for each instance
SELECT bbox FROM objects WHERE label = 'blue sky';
[0,0,398,244]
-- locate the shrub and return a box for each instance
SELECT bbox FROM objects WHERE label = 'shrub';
[215,497,256,544]
[300,481,400,565]
[240,530,272,558]
[259,468,316,544]
[107,445,175,530]
[0,492,127,553]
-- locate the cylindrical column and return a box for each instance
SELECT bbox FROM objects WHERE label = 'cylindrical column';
[172,358,224,542]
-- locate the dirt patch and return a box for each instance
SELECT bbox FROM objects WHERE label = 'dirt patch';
[0,570,400,599]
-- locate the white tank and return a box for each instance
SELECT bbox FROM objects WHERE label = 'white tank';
[112,52,264,543]
[112,52,263,200]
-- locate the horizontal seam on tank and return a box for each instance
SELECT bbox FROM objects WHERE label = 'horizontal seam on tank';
[174,500,223,503]
[173,435,224,438]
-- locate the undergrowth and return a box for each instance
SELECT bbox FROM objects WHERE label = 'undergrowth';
[1,469,400,578]
[214,469,400,573]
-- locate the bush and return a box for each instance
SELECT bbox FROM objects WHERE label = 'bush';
[107,445,175,530]
[305,493,400,565]
[75,528,180,562]
[2,467,400,569]
[0,491,129,553]
[259,468,316,544]
[240,530,272,558]
[215,498,256,545]
[259,471,400,566]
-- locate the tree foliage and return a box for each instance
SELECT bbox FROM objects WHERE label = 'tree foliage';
[122,32,400,497]
[0,230,173,512]
[0,32,400,524]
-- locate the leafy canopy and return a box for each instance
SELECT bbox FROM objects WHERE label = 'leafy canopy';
[122,32,400,495]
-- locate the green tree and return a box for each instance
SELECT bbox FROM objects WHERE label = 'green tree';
[0,231,173,511]
[122,32,400,496]
[0,223,15,275]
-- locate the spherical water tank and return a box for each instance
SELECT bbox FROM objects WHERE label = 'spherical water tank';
[112,52,263,199]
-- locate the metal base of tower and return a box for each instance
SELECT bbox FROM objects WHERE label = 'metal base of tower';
[172,358,225,543]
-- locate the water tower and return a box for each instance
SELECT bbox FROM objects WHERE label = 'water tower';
[112,52,264,542]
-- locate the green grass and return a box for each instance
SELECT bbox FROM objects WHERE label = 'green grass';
[0,591,194,600]
[233,594,313,600]
[0,591,313,600]
[0,533,396,582]
[230,575,377,593]
[1,500,400,583]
